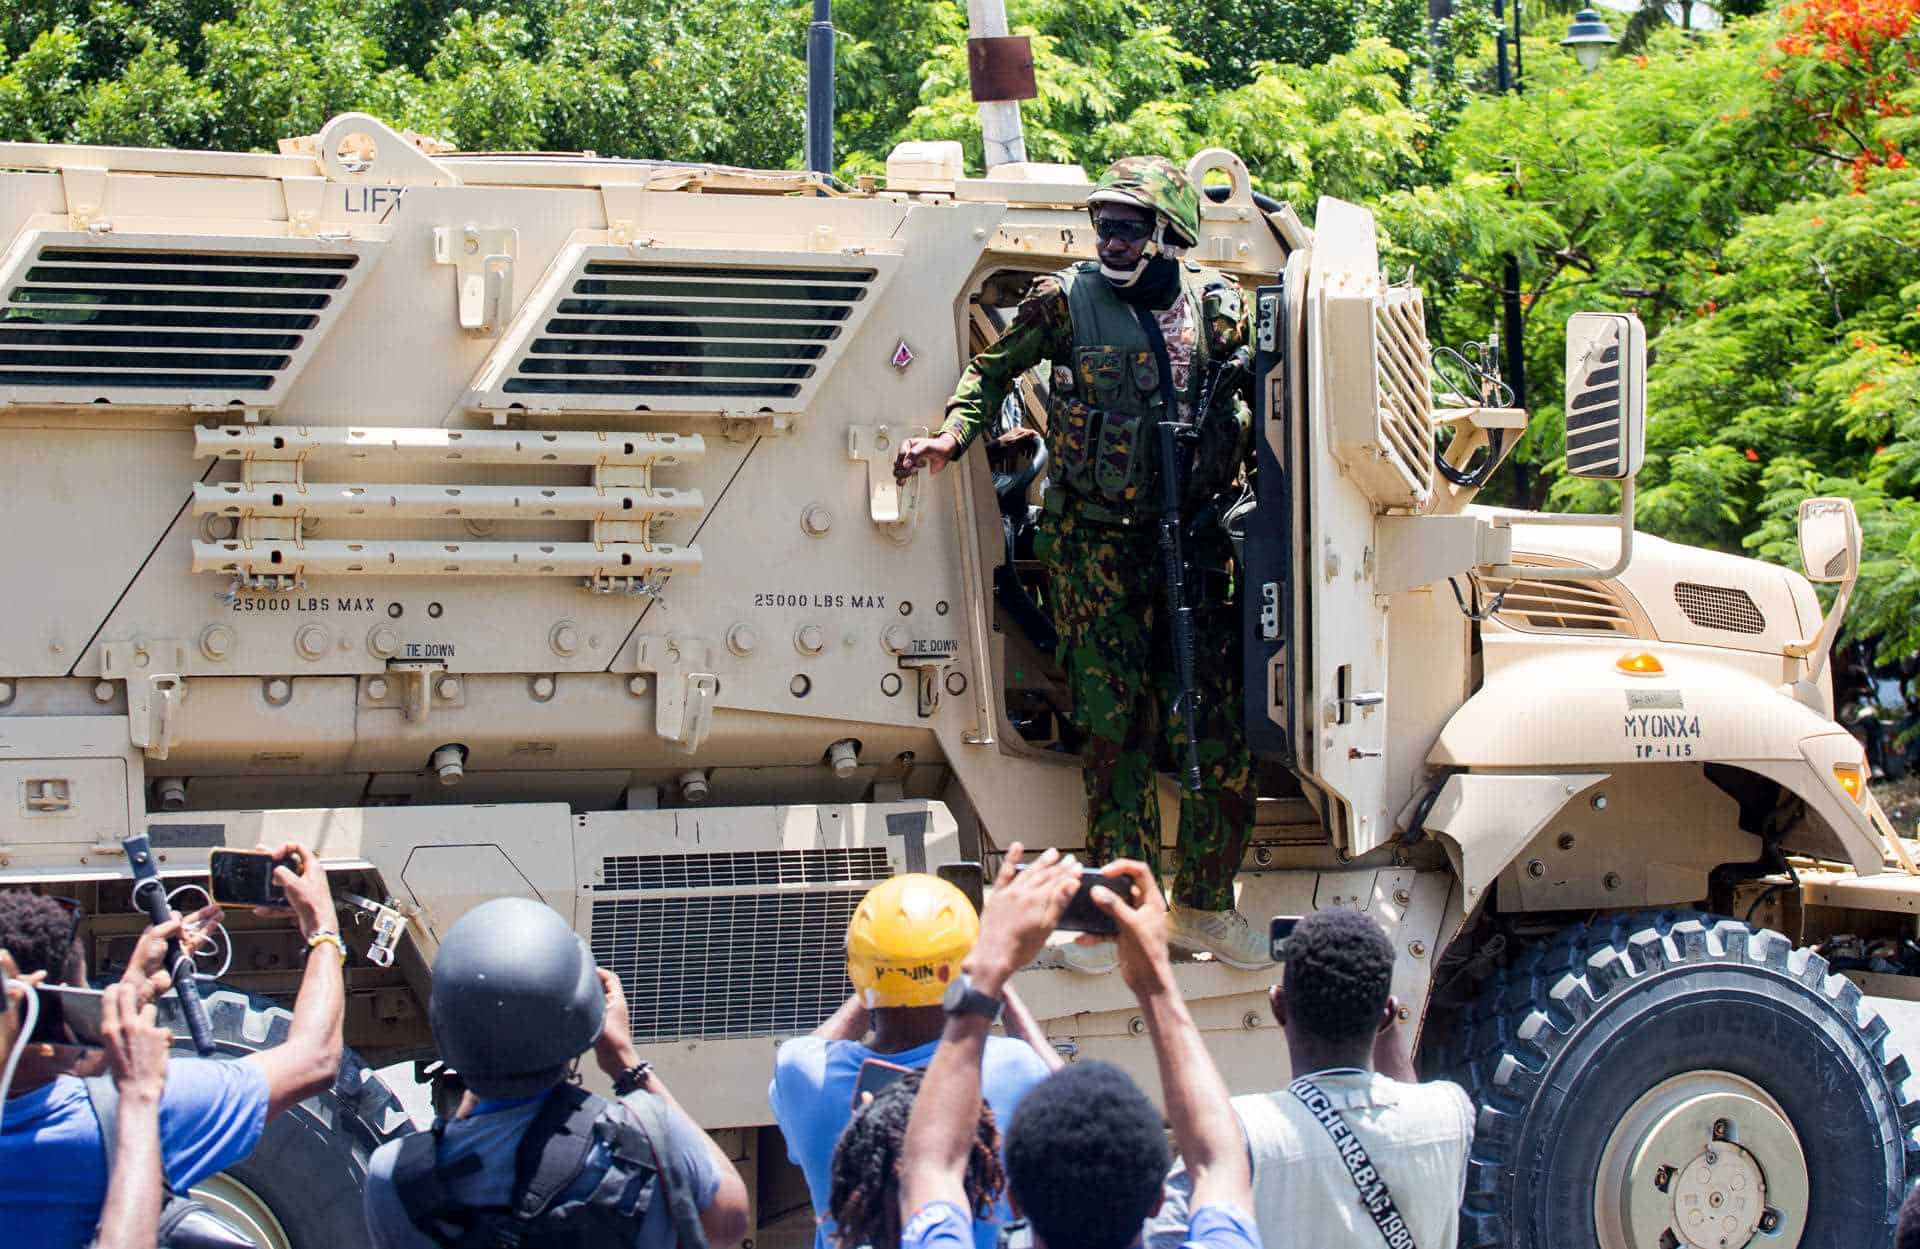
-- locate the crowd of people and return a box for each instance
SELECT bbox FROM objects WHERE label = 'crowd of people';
[0,837,1495,1249]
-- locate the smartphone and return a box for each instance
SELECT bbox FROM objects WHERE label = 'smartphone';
[1014,864,1136,935]
[1270,916,1301,962]
[209,847,299,908]
[936,862,986,916]
[35,983,107,1045]
[852,1058,916,1108]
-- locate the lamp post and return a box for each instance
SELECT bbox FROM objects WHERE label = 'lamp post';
[1493,0,1527,418]
[1560,9,1619,71]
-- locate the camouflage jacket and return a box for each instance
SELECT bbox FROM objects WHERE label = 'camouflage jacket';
[941,263,1254,511]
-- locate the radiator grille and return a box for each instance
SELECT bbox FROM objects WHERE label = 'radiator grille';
[0,241,362,402]
[1487,576,1641,635]
[595,847,892,891]
[591,890,865,1042]
[1673,582,1766,634]
[505,261,872,401]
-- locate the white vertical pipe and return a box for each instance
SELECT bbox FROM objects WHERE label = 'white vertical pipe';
[966,0,1028,169]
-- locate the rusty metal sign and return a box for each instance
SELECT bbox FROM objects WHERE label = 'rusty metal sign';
[968,36,1038,103]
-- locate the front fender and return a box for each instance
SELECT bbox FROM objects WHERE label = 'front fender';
[1430,652,1883,873]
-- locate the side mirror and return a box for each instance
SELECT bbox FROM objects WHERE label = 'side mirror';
[1797,497,1861,583]
[1563,312,1646,480]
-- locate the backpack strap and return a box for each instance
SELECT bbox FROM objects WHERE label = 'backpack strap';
[83,1075,119,1174]
[1286,1076,1418,1249]
[391,1118,487,1247]
[506,1084,604,1225]
[613,1091,709,1249]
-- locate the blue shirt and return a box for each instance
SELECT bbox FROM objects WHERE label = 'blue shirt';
[905,1200,1261,1249]
[363,1089,726,1249]
[768,1035,1052,1249]
[0,1060,271,1249]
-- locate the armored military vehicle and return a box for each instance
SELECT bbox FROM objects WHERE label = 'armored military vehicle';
[2,111,1916,1249]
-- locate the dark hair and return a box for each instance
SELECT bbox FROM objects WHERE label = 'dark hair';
[1899,1178,1920,1249]
[0,890,79,980]
[828,1071,1005,1249]
[1004,1063,1168,1249]
[1282,907,1394,1043]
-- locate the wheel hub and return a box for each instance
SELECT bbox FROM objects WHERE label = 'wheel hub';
[1667,1142,1766,1248]
[190,1172,294,1249]
[1594,1072,1809,1249]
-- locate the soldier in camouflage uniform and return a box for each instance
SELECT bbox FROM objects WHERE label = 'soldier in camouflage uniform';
[893,156,1270,972]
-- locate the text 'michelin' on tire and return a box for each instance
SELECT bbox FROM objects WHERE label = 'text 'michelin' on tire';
[158,986,415,1249]
[1439,911,1920,1249]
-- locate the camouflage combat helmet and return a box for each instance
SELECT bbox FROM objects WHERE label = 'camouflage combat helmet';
[1086,156,1202,249]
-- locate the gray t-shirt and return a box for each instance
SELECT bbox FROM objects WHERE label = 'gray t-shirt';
[363,1089,723,1248]
[1147,1071,1473,1249]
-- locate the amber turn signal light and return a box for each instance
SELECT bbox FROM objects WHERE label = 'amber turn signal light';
[1833,762,1866,804]
[1616,651,1665,676]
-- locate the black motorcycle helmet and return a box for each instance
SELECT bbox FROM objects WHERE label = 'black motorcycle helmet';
[429,897,606,1098]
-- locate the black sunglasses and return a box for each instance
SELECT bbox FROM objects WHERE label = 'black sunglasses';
[1091,215,1154,243]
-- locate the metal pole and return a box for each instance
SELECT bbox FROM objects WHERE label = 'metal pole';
[805,0,835,175]
[1494,0,1528,417]
[967,0,1028,168]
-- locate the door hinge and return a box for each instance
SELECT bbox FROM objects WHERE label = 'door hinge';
[100,640,192,760]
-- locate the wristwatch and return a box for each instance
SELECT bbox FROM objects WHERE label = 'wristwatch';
[941,973,1003,1021]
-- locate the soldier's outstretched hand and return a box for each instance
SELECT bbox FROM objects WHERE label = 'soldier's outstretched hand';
[894,432,959,481]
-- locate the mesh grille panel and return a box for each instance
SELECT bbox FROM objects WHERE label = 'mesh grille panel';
[0,244,356,394]
[1673,582,1766,634]
[595,847,891,891]
[502,261,875,400]
[1487,577,1640,635]
[591,890,865,1042]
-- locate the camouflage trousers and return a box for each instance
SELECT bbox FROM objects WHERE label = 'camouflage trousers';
[1036,505,1254,911]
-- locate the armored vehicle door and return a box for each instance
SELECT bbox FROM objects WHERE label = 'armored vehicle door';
[1245,200,1436,855]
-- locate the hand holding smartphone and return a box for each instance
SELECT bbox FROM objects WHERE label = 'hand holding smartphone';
[1013,862,1140,934]
[207,847,303,909]
[851,1057,915,1108]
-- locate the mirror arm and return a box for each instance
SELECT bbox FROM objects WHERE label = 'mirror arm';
[1783,572,1855,682]
[1486,478,1635,582]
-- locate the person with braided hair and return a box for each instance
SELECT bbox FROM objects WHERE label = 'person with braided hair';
[772,875,1055,1249]
[828,1071,1005,1249]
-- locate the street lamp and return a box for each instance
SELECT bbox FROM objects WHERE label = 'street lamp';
[1560,9,1619,72]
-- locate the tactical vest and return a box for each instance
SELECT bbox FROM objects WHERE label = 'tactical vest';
[1045,260,1223,527]
[391,1083,709,1249]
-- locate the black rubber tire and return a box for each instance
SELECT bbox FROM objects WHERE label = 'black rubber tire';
[157,986,415,1249]
[1432,910,1920,1249]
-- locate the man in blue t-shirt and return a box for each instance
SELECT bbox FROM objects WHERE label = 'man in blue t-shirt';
[770,873,1055,1249]
[0,842,348,1249]
[897,848,1263,1249]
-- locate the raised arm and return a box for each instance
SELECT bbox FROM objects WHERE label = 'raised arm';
[242,842,344,1120]
[899,846,1078,1222]
[811,991,871,1042]
[1091,861,1251,1214]
[94,983,169,1249]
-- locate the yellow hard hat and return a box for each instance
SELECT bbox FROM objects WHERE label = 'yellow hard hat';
[847,874,980,1007]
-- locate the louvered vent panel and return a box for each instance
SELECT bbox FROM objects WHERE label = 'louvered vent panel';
[594,847,892,891]
[592,890,869,1042]
[1324,279,1434,511]
[0,232,379,408]
[468,245,898,416]
[1486,577,1641,636]
[1673,582,1766,634]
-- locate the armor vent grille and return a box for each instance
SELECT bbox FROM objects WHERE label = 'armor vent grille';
[1486,577,1640,635]
[594,847,891,891]
[0,241,365,403]
[591,890,867,1042]
[1372,288,1435,502]
[1673,582,1766,634]
[504,261,874,401]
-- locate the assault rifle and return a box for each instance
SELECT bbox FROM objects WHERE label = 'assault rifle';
[1156,347,1250,792]
[1158,418,1205,792]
